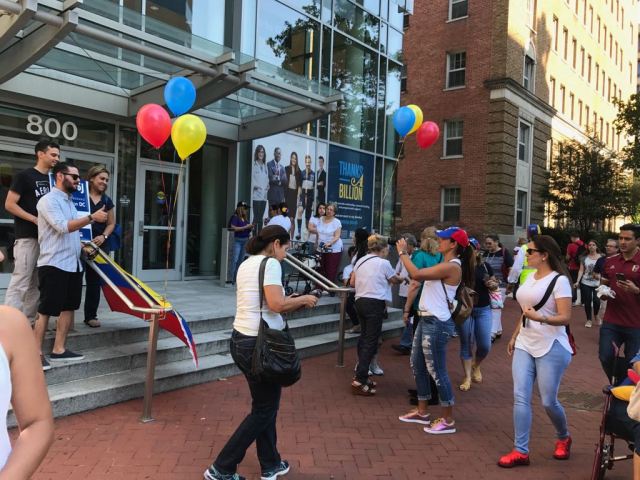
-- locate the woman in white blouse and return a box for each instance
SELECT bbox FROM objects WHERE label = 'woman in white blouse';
[251,144,269,233]
[498,235,573,468]
[316,203,343,284]
[0,306,54,478]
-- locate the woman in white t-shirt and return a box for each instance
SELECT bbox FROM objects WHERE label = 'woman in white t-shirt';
[306,202,326,248]
[266,202,292,235]
[317,203,343,284]
[349,234,401,395]
[498,235,573,468]
[0,306,54,478]
[204,225,318,480]
[575,240,603,328]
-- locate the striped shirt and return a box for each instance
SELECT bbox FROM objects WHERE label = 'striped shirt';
[36,187,83,272]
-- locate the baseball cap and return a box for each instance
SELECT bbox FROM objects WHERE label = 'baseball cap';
[527,224,541,237]
[436,226,470,247]
[469,237,480,250]
[237,201,250,209]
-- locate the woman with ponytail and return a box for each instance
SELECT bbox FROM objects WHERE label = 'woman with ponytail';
[395,227,475,435]
[204,225,318,480]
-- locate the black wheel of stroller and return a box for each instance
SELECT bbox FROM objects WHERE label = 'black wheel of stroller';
[592,440,613,480]
[285,286,293,295]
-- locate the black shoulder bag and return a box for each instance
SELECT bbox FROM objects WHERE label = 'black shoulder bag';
[251,257,302,387]
[521,274,576,356]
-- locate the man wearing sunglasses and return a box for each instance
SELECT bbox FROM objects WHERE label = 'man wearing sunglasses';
[33,162,108,370]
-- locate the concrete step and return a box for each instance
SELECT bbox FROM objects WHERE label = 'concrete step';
[9,316,403,424]
[43,310,365,386]
[41,298,340,353]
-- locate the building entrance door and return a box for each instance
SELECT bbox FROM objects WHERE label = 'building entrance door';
[134,161,184,282]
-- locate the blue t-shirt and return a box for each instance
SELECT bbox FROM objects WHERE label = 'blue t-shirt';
[411,250,443,310]
[230,214,250,239]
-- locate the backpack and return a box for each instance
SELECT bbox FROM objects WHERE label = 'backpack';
[441,281,478,326]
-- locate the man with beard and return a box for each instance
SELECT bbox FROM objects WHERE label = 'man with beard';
[33,162,108,370]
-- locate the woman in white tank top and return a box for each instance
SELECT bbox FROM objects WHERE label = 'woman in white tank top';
[395,227,476,435]
[0,306,54,477]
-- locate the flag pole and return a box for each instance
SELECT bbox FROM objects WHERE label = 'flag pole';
[141,312,160,423]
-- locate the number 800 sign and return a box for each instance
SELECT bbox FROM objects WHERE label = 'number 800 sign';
[26,114,78,141]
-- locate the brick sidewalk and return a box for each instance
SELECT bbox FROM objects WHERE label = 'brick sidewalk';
[23,299,633,479]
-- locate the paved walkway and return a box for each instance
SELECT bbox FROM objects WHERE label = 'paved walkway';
[19,299,633,479]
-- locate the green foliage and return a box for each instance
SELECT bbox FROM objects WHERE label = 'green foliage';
[543,135,633,234]
[614,94,640,176]
[541,226,618,254]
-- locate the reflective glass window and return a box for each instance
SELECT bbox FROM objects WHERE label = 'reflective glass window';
[321,0,332,21]
[330,33,378,152]
[334,0,380,49]
[444,120,463,157]
[377,57,387,155]
[284,0,321,16]
[387,27,403,62]
[381,159,396,235]
[356,0,380,15]
[385,62,401,157]
[379,21,388,53]
[256,0,321,81]
[388,1,404,29]
[442,187,461,222]
[242,0,257,56]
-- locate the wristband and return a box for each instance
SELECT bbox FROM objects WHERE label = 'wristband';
[87,214,93,223]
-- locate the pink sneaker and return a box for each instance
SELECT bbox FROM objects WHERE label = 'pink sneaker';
[424,417,456,434]
[398,411,430,425]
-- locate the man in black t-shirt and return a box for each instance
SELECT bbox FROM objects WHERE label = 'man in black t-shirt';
[4,140,60,323]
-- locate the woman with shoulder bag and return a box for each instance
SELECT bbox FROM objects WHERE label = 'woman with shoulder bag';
[204,225,318,480]
[458,238,498,391]
[83,165,116,328]
[498,235,573,468]
[396,227,475,435]
[349,234,402,395]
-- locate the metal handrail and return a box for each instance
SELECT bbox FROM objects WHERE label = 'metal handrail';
[284,252,352,367]
[82,241,168,422]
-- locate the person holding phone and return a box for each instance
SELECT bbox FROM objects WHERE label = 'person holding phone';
[598,223,640,382]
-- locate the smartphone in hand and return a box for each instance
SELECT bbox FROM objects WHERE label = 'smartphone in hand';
[616,272,626,282]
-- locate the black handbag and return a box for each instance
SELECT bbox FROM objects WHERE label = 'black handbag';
[250,257,302,387]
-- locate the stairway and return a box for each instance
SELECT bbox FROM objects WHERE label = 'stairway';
[9,296,402,425]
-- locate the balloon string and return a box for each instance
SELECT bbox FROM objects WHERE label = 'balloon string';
[380,136,406,228]
[164,160,185,294]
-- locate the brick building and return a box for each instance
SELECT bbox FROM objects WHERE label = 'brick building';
[397,0,638,244]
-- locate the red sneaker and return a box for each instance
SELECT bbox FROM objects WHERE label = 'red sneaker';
[553,436,572,460]
[497,450,530,468]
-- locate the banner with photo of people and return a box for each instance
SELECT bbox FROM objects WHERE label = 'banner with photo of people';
[326,145,373,239]
[251,133,328,242]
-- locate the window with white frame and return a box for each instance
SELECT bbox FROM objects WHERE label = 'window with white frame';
[523,55,535,91]
[518,121,531,162]
[446,52,466,88]
[449,0,468,20]
[526,0,536,27]
[515,190,528,228]
[441,187,461,222]
[444,120,463,157]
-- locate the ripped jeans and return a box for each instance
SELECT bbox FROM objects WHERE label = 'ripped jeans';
[410,315,455,406]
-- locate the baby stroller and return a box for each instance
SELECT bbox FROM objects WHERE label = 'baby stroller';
[591,346,637,479]
[283,241,323,295]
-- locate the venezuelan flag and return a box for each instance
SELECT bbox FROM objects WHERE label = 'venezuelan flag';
[87,248,198,368]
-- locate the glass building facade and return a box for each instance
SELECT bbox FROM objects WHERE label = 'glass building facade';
[0,0,410,285]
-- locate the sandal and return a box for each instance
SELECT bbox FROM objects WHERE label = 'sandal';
[351,380,376,396]
[84,318,101,328]
[459,378,471,391]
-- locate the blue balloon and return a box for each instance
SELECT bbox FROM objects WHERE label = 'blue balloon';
[164,77,196,117]
[392,107,416,137]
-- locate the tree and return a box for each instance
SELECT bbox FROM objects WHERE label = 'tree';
[613,94,640,176]
[543,135,633,234]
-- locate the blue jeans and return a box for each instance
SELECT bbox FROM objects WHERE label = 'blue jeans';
[512,340,571,454]
[410,316,455,406]
[458,305,492,361]
[599,322,640,383]
[231,237,248,283]
[214,330,282,474]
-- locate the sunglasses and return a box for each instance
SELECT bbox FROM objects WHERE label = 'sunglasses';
[525,248,544,255]
[63,173,80,181]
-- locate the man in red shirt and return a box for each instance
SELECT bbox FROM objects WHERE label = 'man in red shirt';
[598,224,640,381]
[566,232,585,305]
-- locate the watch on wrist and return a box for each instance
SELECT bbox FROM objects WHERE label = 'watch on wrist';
[399,250,408,256]
[87,214,93,223]
[103,234,109,239]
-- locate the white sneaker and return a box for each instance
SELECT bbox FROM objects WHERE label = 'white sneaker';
[585,320,593,328]
[370,360,384,376]
[354,363,373,376]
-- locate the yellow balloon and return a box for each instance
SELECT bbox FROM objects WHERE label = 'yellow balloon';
[407,105,423,135]
[171,114,207,161]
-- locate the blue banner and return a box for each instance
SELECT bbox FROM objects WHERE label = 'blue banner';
[327,145,373,238]
[49,175,93,241]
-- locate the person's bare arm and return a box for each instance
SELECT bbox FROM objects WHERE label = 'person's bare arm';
[0,307,54,480]
[522,297,572,326]
[264,285,318,313]
[4,191,36,225]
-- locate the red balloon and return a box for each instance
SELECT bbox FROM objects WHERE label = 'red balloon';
[416,121,440,149]
[136,104,171,148]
